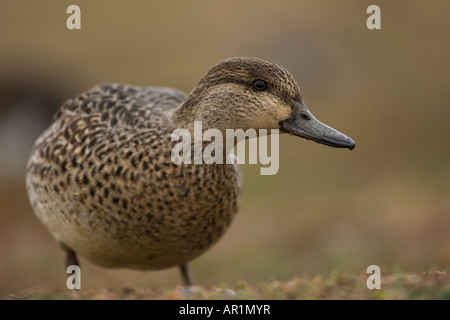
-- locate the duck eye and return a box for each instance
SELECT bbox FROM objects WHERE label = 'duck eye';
[252,80,267,91]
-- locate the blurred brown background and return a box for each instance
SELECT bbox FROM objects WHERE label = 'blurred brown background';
[1,0,450,295]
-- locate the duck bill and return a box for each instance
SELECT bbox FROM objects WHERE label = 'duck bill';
[281,102,355,150]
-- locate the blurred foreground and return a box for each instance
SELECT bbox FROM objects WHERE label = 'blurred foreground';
[4,272,450,300]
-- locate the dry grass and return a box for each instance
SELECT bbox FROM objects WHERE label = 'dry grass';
[4,271,450,300]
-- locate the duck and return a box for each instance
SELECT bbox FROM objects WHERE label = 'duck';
[25,57,355,286]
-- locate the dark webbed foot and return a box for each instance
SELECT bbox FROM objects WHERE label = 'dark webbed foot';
[179,264,193,286]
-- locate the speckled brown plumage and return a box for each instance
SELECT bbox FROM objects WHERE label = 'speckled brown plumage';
[26,83,240,269]
[26,57,355,286]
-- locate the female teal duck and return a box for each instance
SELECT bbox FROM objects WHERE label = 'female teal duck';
[26,57,355,285]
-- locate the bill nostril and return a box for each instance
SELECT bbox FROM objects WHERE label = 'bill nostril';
[300,113,311,120]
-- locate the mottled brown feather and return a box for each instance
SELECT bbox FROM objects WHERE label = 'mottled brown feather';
[26,57,301,271]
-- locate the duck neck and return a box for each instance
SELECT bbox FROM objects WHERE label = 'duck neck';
[172,80,216,136]
[171,97,238,164]
[172,97,198,133]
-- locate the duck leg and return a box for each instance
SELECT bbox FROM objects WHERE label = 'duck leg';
[65,248,79,268]
[59,242,79,268]
[179,263,193,286]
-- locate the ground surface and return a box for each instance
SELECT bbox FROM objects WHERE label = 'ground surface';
[3,271,450,300]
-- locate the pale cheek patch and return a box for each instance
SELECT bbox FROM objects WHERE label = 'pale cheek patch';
[202,85,292,130]
[241,99,291,130]
[261,97,291,127]
[272,102,292,121]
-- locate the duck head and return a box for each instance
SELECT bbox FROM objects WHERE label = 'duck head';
[174,57,355,150]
